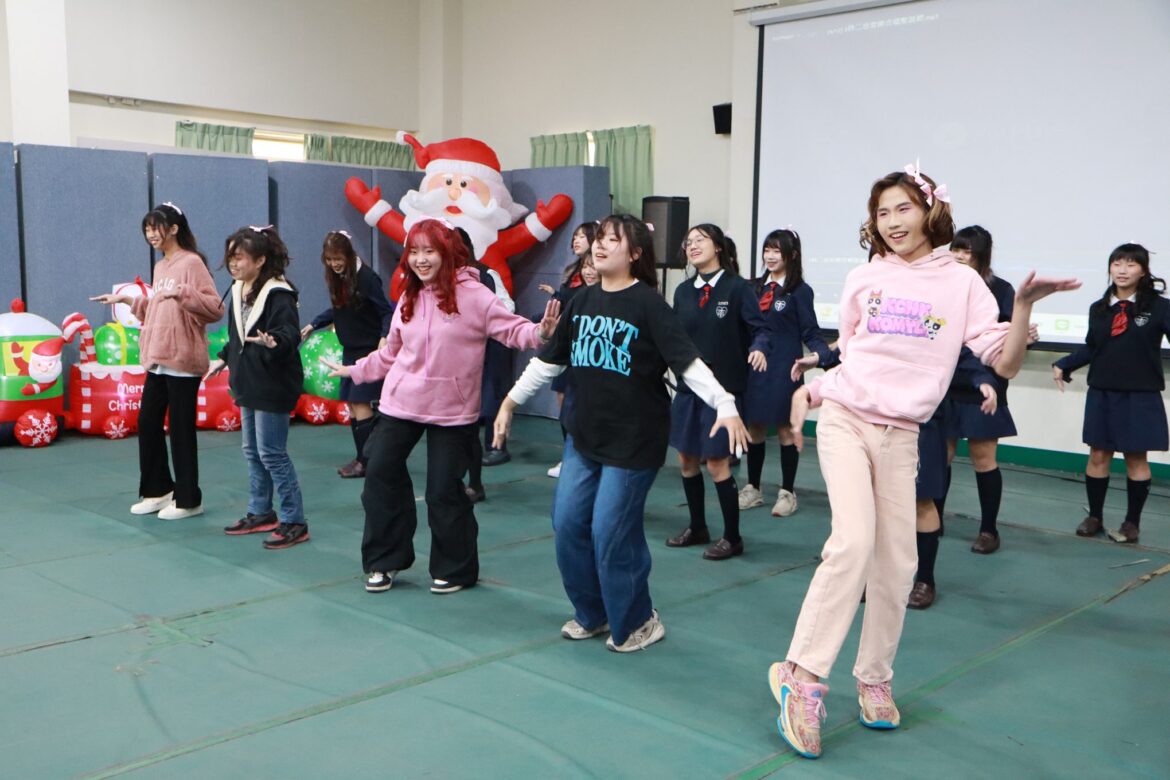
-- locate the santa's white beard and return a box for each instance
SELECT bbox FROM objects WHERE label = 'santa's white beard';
[29,360,60,384]
[400,188,513,260]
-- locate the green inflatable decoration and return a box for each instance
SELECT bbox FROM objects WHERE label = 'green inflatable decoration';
[207,325,229,362]
[94,322,141,365]
[299,329,342,399]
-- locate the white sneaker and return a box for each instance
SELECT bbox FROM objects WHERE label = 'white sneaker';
[561,618,609,640]
[365,571,396,592]
[772,489,798,517]
[547,462,562,478]
[130,492,173,515]
[157,502,203,520]
[606,610,665,653]
[738,484,764,510]
[430,579,464,594]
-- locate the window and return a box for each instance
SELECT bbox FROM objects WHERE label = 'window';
[252,130,305,161]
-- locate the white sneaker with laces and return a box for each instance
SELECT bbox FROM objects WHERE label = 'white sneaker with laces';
[157,502,203,520]
[772,489,798,517]
[130,492,174,515]
[561,618,609,640]
[431,579,464,594]
[738,484,764,510]
[547,462,562,478]
[606,610,665,653]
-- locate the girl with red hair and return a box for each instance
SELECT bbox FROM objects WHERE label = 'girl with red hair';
[324,219,560,594]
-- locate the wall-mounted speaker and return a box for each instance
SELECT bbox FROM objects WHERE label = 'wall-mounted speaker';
[642,196,690,269]
[713,103,731,135]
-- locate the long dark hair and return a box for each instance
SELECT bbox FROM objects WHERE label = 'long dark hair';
[596,214,657,288]
[758,228,803,296]
[1097,242,1165,312]
[142,202,206,265]
[684,223,738,275]
[224,225,294,306]
[562,221,599,285]
[861,170,954,257]
[951,225,994,281]
[322,231,361,309]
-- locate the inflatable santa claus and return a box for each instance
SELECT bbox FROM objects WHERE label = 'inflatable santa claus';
[345,134,574,299]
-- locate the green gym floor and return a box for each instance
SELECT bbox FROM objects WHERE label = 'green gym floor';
[2,416,1167,779]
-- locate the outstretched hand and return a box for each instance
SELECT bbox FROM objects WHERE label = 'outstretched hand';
[538,298,561,342]
[321,357,352,378]
[709,415,749,458]
[790,353,819,382]
[1016,271,1081,305]
[245,330,277,349]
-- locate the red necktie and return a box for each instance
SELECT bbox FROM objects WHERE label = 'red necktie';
[698,283,712,309]
[759,281,777,311]
[1111,301,1129,337]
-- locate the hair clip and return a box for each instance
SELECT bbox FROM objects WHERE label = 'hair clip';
[249,224,274,233]
[903,158,950,207]
[334,229,353,239]
[646,223,655,232]
[161,201,183,215]
[416,216,456,231]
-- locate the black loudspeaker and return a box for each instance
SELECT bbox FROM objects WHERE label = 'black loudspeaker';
[642,196,690,269]
[713,103,731,135]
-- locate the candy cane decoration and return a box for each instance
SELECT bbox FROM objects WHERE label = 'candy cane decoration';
[61,312,96,364]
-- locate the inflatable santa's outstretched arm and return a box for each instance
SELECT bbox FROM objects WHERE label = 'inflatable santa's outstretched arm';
[346,178,406,244]
[495,195,575,258]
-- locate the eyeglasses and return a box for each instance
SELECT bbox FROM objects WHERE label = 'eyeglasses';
[681,237,709,249]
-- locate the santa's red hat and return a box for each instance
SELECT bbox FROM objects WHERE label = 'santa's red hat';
[396,132,527,221]
[32,337,65,358]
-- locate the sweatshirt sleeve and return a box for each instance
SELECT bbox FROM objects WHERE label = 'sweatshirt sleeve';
[349,308,401,384]
[177,260,226,325]
[506,357,565,405]
[962,278,1012,365]
[483,291,543,350]
[680,359,739,419]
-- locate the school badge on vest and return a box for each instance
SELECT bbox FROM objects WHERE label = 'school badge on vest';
[715,301,729,319]
[1135,313,1150,327]
[775,298,787,312]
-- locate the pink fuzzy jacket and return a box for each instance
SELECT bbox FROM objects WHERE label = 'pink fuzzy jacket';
[130,249,224,375]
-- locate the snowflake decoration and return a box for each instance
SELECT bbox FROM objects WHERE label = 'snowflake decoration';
[306,402,329,423]
[21,412,58,446]
[217,413,240,432]
[104,417,129,439]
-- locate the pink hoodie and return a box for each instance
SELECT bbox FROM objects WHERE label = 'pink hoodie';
[807,247,1010,430]
[349,267,543,425]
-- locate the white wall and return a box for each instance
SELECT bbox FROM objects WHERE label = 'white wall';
[64,0,419,130]
[459,0,737,228]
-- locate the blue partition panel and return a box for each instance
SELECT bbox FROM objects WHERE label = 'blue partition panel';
[504,165,612,418]
[0,144,19,306]
[151,153,270,321]
[370,168,425,287]
[19,145,150,356]
[268,162,379,328]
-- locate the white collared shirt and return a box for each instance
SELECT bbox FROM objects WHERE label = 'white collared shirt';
[693,269,725,288]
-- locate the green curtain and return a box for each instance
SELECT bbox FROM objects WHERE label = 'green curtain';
[174,121,254,154]
[304,133,330,161]
[530,132,588,168]
[593,125,653,215]
[327,136,416,169]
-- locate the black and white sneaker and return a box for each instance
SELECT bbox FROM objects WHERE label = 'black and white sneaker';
[365,571,396,592]
[430,579,464,594]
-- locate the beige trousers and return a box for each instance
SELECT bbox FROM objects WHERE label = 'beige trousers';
[786,399,919,684]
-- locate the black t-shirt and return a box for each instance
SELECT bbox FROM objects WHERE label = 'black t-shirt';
[540,281,701,470]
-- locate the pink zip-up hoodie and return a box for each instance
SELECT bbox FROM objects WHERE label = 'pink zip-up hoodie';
[349,267,544,425]
[807,247,1011,430]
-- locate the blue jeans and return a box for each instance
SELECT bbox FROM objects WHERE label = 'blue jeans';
[552,436,659,644]
[240,407,305,525]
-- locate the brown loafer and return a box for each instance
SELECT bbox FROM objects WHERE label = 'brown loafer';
[666,527,711,548]
[970,532,1001,555]
[907,581,935,610]
[702,537,744,560]
[1076,515,1103,537]
[1113,520,1139,544]
[338,459,366,479]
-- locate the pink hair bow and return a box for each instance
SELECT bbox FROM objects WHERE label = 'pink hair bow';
[903,158,950,207]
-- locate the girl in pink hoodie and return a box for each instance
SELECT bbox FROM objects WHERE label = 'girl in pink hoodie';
[324,219,560,595]
[767,167,1079,759]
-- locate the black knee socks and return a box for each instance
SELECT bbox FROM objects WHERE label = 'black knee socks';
[933,465,952,527]
[1126,478,1151,527]
[916,530,940,587]
[975,468,1003,536]
[683,474,706,531]
[352,417,375,465]
[715,476,740,544]
[746,442,765,489]
[779,444,799,493]
[1086,474,1109,520]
